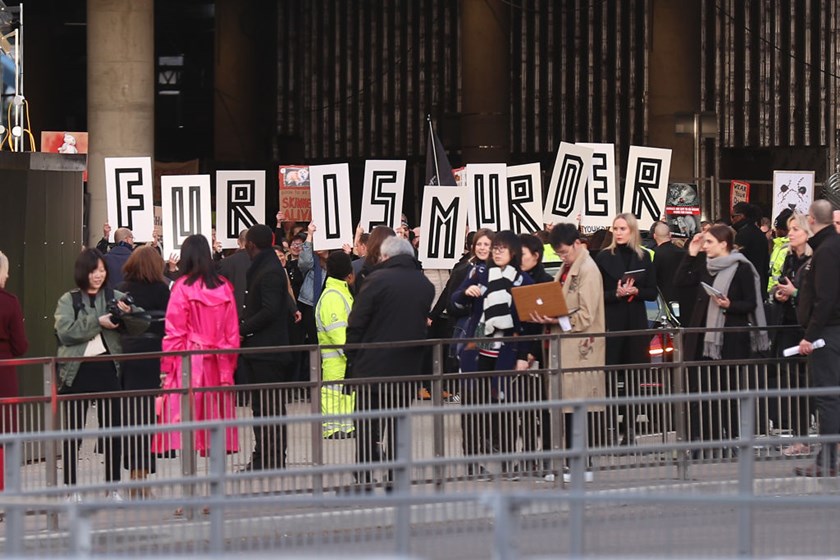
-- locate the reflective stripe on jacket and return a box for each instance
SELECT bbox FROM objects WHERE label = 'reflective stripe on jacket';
[315,277,353,382]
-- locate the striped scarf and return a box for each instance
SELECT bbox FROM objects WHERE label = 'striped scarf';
[481,265,519,335]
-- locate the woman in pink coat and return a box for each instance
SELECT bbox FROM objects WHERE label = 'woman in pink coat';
[153,234,240,456]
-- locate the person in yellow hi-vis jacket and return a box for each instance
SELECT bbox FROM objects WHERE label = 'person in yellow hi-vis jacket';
[316,251,356,438]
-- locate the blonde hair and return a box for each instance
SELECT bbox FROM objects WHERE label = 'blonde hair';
[605,213,645,259]
[787,212,814,256]
[0,251,8,288]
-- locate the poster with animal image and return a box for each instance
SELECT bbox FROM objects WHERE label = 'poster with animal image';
[506,163,543,234]
[308,163,354,250]
[576,142,617,233]
[41,131,89,181]
[466,163,509,232]
[359,160,406,232]
[622,146,672,231]
[215,170,266,249]
[772,170,814,218]
[665,183,701,238]
[160,174,213,257]
[104,156,156,243]
[418,185,469,270]
[543,142,593,225]
[278,165,311,222]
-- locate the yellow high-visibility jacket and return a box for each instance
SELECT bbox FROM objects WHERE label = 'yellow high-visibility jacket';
[316,277,355,436]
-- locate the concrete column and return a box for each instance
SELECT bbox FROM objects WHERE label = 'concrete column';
[460,0,510,164]
[86,0,154,246]
[648,0,702,182]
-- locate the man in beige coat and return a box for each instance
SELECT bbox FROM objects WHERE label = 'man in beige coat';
[530,223,605,479]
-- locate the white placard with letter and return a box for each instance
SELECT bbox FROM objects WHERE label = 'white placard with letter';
[104,156,155,243]
[418,185,469,270]
[215,170,266,249]
[772,170,815,219]
[506,163,544,234]
[161,174,213,257]
[359,160,406,232]
[309,163,353,250]
[576,142,618,233]
[467,163,509,232]
[622,146,672,231]
[543,142,593,225]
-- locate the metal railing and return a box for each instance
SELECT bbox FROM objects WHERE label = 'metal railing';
[0,325,834,558]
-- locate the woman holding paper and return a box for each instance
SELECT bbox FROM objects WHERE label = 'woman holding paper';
[675,224,770,443]
[769,213,813,455]
[595,213,657,445]
[55,248,134,500]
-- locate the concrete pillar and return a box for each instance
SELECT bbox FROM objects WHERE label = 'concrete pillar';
[460,0,510,164]
[648,0,702,182]
[86,0,154,246]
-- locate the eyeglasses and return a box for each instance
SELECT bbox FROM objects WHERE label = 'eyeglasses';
[492,246,509,254]
[290,242,303,247]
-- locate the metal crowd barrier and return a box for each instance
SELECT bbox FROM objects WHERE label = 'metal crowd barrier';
[0,325,834,558]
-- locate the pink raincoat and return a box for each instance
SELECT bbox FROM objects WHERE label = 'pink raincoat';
[152,276,240,456]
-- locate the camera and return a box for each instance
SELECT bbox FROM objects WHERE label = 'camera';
[107,293,135,325]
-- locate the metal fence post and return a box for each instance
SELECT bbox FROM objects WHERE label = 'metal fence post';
[43,359,59,530]
[310,346,323,496]
[738,394,756,558]
[431,341,445,491]
[671,328,690,480]
[394,409,412,556]
[547,334,563,483]
[5,438,23,556]
[208,424,226,553]
[180,354,195,519]
[569,403,587,557]
[491,494,515,560]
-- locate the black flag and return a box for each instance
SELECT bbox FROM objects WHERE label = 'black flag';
[425,115,456,186]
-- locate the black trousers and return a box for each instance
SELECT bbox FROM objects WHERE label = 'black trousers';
[354,384,409,484]
[810,325,840,469]
[241,359,290,469]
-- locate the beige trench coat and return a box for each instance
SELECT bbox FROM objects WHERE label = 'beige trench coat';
[548,247,606,412]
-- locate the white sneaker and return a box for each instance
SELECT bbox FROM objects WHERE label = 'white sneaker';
[106,491,125,503]
[65,492,83,503]
[562,470,594,483]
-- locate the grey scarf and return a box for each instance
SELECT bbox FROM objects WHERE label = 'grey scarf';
[703,251,770,359]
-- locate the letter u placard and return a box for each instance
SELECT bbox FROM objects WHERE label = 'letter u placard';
[161,174,213,257]
[466,163,509,232]
[104,156,155,243]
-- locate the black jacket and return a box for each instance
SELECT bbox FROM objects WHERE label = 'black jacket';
[595,244,658,332]
[674,253,758,360]
[217,249,251,317]
[797,226,840,341]
[652,241,686,305]
[733,220,769,297]
[240,248,292,365]
[346,254,435,378]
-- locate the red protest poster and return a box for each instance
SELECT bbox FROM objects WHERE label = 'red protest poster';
[730,180,750,210]
[41,131,89,181]
[278,165,311,222]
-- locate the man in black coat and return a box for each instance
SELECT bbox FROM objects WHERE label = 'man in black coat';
[794,200,840,477]
[239,224,294,471]
[346,236,434,488]
[217,228,252,318]
[651,222,687,318]
[731,202,770,298]
[103,228,135,289]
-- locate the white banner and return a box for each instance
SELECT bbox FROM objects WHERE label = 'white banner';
[506,163,544,234]
[104,157,155,243]
[772,170,815,219]
[161,175,213,257]
[418,186,469,270]
[543,142,593,225]
[622,146,672,231]
[215,170,266,249]
[359,160,406,232]
[467,163,509,232]
[309,163,353,250]
[577,143,618,233]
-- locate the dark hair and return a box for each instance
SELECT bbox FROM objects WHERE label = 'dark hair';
[707,224,735,252]
[549,223,581,249]
[364,226,396,268]
[465,231,476,252]
[247,224,274,250]
[518,233,544,265]
[180,234,224,289]
[732,202,757,221]
[534,229,550,244]
[490,230,522,269]
[358,232,370,245]
[74,248,107,291]
[588,228,611,251]
[471,228,495,258]
[326,251,353,280]
[123,245,165,284]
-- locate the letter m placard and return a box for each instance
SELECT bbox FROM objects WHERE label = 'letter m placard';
[419,185,468,270]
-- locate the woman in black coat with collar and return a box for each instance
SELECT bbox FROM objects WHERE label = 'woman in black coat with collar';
[595,214,657,445]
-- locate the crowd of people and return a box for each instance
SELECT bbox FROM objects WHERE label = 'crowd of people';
[2,200,840,499]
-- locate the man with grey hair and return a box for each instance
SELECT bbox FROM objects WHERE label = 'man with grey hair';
[346,235,434,490]
[795,199,840,477]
